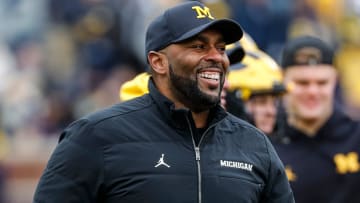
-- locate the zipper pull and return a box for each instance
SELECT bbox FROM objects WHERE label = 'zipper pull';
[195,147,200,161]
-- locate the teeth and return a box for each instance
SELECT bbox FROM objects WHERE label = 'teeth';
[199,73,220,80]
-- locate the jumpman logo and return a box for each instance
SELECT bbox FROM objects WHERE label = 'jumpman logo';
[155,154,170,168]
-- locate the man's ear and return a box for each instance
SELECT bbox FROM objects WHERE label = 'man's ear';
[148,51,168,74]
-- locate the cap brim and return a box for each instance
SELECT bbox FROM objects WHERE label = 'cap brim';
[172,19,243,45]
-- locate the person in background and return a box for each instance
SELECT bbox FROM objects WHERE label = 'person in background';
[273,35,360,203]
[119,71,150,101]
[226,34,287,137]
[33,2,294,202]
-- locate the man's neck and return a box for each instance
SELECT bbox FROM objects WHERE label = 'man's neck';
[192,111,210,128]
[288,113,331,137]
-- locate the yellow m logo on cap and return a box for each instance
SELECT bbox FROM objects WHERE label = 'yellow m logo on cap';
[334,152,360,174]
[192,6,214,19]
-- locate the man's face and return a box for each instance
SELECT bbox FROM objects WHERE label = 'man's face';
[163,30,230,112]
[283,65,337,122]
[245,95,278,135]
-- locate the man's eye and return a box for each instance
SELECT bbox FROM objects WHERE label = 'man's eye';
[218,47,226,52]
[296,81,308,86]
[192,44,205,49]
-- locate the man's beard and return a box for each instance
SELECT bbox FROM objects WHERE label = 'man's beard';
[169,65,222,112]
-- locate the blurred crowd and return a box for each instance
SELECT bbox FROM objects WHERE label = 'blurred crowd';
[0,0,360,202]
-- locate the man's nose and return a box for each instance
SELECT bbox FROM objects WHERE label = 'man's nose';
[204,47,223,62]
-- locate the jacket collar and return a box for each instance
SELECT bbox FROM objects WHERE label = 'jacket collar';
[285,105,359,141]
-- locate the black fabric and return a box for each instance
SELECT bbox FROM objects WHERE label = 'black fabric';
[273,105,360,203]
[281,36,334,68]
[34,78,294,203]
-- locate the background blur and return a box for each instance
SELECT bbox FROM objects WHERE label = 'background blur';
[0,0,359,202]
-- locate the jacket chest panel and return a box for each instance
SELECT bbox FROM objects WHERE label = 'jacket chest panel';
[102,141,197,201]
[101,139,267,202]
[274,141,360,202]
[201,151,264,202]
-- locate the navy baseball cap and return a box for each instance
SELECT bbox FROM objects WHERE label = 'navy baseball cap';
[281,36,334,69]
[145,1,243,56]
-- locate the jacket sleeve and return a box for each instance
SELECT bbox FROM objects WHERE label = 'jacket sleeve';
[261,138,295,203]
[33,119,104,203]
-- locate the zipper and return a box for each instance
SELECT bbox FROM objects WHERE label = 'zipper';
[186,116,222,203]
[195,146,201,203]
[185,116,202,203]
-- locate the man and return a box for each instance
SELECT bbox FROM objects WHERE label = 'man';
[274,36,360,202]
[34,2,294,202]
[226,34,287,137]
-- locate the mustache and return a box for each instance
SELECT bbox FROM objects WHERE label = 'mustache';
[197,62,224,72]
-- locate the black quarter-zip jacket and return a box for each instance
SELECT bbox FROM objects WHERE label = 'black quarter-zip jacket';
[34,79,294,203]
[273,105,360,203]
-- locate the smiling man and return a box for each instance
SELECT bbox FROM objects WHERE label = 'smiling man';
[157,30,228,113]
[34,2,294,202]
[273,36,360,203]
[281,37,338,136]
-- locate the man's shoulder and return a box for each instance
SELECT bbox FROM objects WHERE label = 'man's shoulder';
[60,95,154,140]
[226,113,264,133]
[224,113,269,143]
[85,94,154,124]
[59,95,154,145]
[223,113,280,166]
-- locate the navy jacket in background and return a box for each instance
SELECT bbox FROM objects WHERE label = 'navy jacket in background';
[273,106,360,203]
[34,79,294,203]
